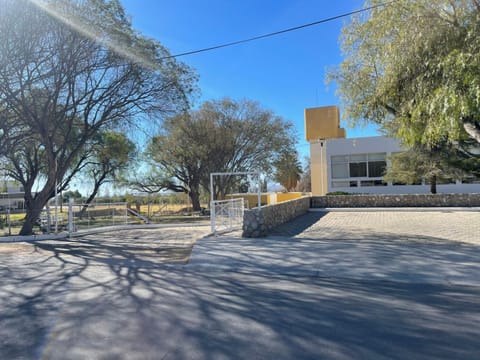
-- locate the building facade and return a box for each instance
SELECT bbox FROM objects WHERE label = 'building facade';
[306,106,480,195]
[0,181,25,211]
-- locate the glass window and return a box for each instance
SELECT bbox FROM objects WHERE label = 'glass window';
[368,161,386,177]
[349,162,367,177]
[368,153,386,161]
[350,154,367,162]
[349,181,358,187]
[361,180,387,186]
[331,155,348,164]
[332,163,349,179]
[462,176,480,184]
[332,181,350,187]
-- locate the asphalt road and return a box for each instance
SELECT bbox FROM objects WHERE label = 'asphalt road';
[1,211,479,359]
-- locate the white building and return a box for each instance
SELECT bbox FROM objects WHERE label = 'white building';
[0,181,25,211]
[306,106,480,195]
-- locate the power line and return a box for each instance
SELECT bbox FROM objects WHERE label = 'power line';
[160,0,398,60]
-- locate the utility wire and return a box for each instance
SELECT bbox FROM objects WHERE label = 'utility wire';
[161,0,399,60]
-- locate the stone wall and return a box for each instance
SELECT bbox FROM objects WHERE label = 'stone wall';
[311,193,480,208]
[242,197,311,238]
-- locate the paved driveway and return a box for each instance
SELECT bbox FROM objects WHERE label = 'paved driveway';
[1,211,480,359]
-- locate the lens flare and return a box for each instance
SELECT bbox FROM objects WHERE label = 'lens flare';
[28,0,161,71]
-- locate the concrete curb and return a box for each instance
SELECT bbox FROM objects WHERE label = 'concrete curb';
[0,222,210,243]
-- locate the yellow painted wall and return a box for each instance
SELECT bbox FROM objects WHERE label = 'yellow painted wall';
[310,142,328,196]
[305,106,345,196]
[276,192,303,202]
[304,106,345,141]
[226,194,269,208]
[226,192,305,208]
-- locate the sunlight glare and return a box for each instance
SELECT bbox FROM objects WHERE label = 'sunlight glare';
[28,0,161,71]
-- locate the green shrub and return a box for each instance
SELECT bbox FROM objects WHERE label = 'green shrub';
[326,191,352,196]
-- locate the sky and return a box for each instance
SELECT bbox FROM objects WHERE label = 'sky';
[120,0,380,159]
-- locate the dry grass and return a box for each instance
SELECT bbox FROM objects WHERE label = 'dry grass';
[0,242,35,253]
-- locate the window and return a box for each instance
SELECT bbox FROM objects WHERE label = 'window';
[462,176,480,184]
[332,164,349,178]
[361,180,387,187]
[331,153,387,180]
[350,162,367,177]
[332,181,350,187]
[368,161,386,177]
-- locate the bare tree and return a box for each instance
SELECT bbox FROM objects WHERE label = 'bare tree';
[0,0,195,234]
[145,98,297,210]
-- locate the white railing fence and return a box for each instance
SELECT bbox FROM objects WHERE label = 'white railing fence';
[210,198,245,234]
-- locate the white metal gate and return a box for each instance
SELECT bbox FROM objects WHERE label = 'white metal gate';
[210,198,244,234]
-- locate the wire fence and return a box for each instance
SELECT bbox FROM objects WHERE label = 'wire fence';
[69,202,132,232]
[0,201,147,237]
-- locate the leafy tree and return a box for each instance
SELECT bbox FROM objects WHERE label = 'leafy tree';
[62,190,83,202]
[146,98,297,210]
[81,131,136,208]
[384,143,465,194]
[329,0,480,150]
[274,151,303,192]
[0,0,195,234]
[295,156,312,193]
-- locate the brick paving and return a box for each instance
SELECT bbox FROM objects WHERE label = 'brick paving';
[271,209,480,244]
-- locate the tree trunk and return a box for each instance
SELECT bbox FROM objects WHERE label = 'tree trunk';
[20,194,50,235]
[79,185,101,218]
[19,206,43,235]
[463,120,480,145]
[79,175,106,217]
[430,175,437,194]
[189,190,201,211]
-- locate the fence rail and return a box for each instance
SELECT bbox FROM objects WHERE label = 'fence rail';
[0,201,145,237]
[210,198,245,234]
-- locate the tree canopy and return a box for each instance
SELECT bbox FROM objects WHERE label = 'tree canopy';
[144,98,297,210]
[0,0,196,234]
[274,151,303,192]
[329,0,480,149]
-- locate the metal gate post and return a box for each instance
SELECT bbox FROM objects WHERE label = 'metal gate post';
[210,201,216,234]
[68,198,74,235]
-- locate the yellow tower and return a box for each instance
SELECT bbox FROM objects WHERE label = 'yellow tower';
[305,106,346,195]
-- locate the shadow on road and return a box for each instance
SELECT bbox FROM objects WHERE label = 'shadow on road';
[0,228,480,359]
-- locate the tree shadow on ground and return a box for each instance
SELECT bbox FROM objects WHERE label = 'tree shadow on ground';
[0,228,480,359]
[268,211,328,237]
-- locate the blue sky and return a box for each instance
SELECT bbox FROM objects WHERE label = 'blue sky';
[121,0,380,158]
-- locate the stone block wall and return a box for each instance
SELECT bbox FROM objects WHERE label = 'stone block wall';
[311,193,480,208]
[242,197,311,238]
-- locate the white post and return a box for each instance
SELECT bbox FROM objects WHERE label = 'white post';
[46,205,51,233]
[210,173,215,233]
[210,201,216,234]
[320,140,324,195]
[68,198,74,235]
[54,157,58,233]
[257,175,261,209]
[7,196,11,236]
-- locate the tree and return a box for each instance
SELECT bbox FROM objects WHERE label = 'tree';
[384,144,465,194]
[81,131,136,208]
[0,0,195,234]
[146,98,297,210]
[295,156,312,193]
[329,0,480,150]
[62,190,83,202]
[274,151,303,192]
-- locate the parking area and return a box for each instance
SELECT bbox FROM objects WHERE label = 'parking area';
[1,210,480,359]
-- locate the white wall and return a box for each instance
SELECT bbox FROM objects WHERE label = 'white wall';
[321,136,480,194]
